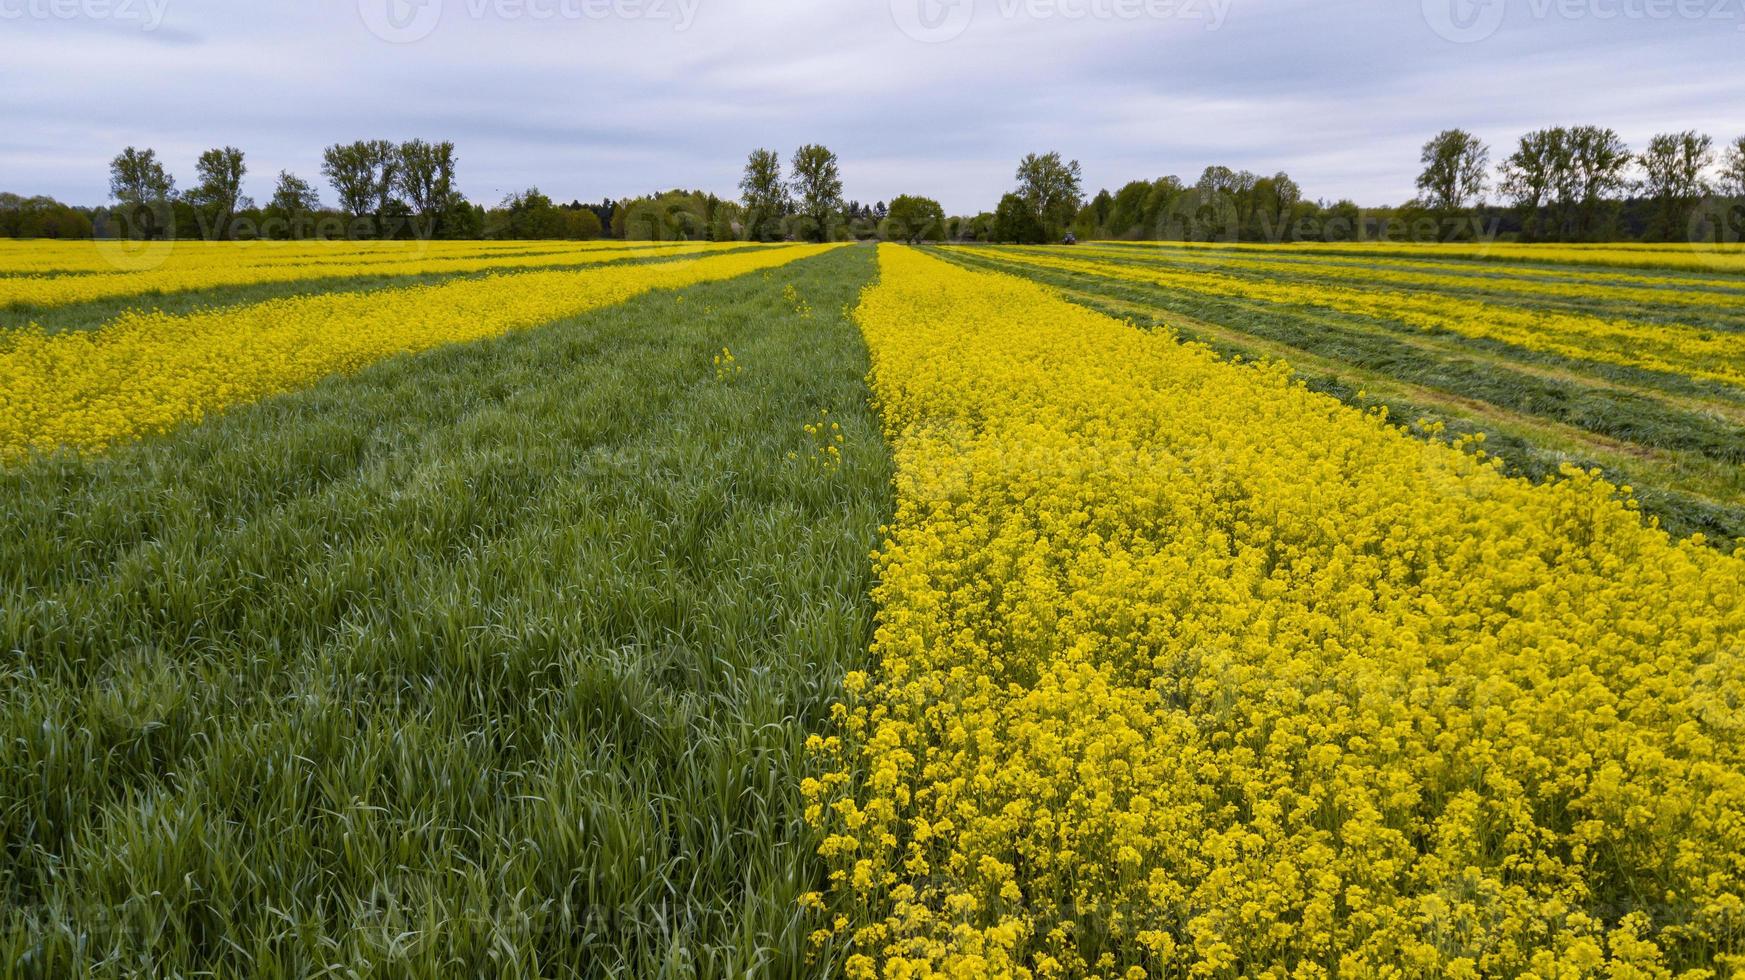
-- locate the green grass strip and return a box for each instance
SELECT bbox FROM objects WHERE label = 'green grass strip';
[0,245,890,978]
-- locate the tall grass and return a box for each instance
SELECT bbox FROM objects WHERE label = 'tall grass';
[1,246,889,978]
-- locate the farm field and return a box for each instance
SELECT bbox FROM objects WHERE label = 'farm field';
[948,240,1745,545]
[3,239,1744,977]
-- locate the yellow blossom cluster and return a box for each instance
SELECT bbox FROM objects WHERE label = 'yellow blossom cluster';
[809,245,1745,978]
[0,245,832,459]
[785,282,816,318]
[714,346,744,382]
[791,408,845,469]
[0,239,741,310]
[968,247,1745,390]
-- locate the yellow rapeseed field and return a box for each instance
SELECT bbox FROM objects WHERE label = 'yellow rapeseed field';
[807,245,1745,978]
[0,244,831,459]
[966,247,1745,389]
[1062,245,1745,313]
[0,240,735,309]
[1115,240,1745,275]
[0,238,646,275]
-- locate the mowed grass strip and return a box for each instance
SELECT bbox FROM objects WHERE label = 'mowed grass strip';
[1,245,890,978]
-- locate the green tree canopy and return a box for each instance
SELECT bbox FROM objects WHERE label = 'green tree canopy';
[1015,151,1083,237]
[397,139,458,234]
[739,148,789,240]
[883,195,945,244]
[321,140,400,232]
[1722,136,1745,198]
[108,146,176,239]
[188,146,248,240]
[1416,129,1489,212]
[789,144,843,242]
[1640,130,1714,241]
[993,193,1045,244]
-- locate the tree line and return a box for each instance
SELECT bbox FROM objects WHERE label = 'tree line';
[5,131,1743,244]
[10,142,609,242]
[1412,127,1745,243]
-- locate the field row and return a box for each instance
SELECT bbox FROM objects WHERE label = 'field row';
[0,238,651,274]
[1116,240,1745,275]
[0,240,759,317]
[0,245,831,458]
[950,243,1745,546]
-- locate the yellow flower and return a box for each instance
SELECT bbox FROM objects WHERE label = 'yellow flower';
[804,244,1745,978]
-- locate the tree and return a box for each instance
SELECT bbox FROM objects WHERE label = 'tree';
[1107,180,1153,239]
[263,171,322,239]
[397,139,457,235]
[1015,151,1083,238]
[563,205,604,240]
[494,188,567,239]
[883,195,945,244]
[993,193,1045,244]
[1560,126,1631,240]
[321,140,400,235]
[0,193,94,239]
[1247,172,1303,241]
[1416,129,1489,213]
[1074,188,1114,240]
[739,148,789,240]
[788,144,844,242]
[612,189,716,241]
[1140,177,1185,239]
[710,200,745,241]
[1499,129,1568,241]
[1722,136,1745,198]
[1640,131,1714,241]
[186,146,248,240]
[268,171,321,213]
[108,146,176,239]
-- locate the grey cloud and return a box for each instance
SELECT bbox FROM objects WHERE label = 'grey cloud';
[2,0,1742,213]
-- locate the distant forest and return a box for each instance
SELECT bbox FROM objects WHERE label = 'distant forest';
[3,128,1742,245]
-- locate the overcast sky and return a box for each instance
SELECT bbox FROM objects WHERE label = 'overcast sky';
[3,0,1743,213]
